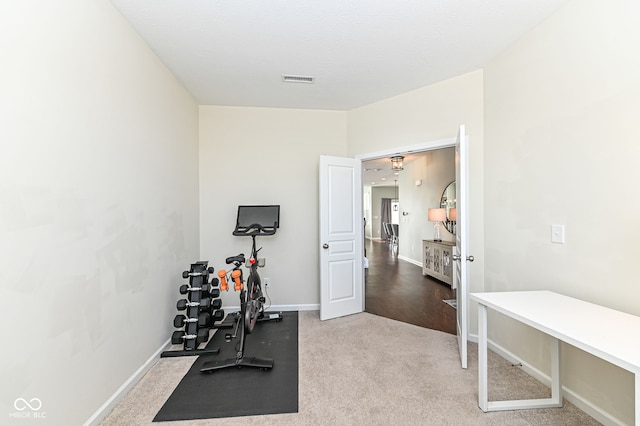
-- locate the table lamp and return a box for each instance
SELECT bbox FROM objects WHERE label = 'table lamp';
[427,208,446,242]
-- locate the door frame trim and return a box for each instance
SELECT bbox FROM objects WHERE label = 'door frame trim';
[355,136,457,309]
[355,137,456,163]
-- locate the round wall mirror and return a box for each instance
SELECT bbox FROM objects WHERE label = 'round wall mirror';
[440,181,456,234]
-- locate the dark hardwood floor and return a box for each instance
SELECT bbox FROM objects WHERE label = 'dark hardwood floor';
[365,239,457,335]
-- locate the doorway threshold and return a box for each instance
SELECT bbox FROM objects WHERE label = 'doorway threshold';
[442,299,457,309]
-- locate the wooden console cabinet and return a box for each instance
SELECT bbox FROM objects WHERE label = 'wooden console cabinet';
[422,240,455,286]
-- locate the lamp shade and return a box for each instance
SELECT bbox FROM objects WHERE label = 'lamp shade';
[428,208,446,222]
[449,208,457,222]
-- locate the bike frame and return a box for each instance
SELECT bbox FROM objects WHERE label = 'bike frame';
[244,233,264,333]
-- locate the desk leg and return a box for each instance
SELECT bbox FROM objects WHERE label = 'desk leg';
[550,336,562,407]
[635,371,640,425]
[478,303,488,412]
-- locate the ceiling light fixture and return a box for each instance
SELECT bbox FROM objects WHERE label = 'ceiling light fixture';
[391,155,404,171]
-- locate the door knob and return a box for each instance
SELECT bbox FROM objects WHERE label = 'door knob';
[452,254,474,262]
[322,243,329,249]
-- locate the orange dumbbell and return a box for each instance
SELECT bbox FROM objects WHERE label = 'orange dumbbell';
[232,269,243,291]
[218,269,228,291]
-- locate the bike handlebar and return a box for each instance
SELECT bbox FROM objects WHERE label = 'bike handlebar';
[232,222,277,237]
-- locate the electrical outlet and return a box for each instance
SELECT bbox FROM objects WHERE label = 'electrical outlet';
[264,278,270,286]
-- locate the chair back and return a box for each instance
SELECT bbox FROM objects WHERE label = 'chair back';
[382,222,391,240]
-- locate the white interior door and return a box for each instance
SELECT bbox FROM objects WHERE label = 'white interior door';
[454,125,470,369]
[319,155,363,321]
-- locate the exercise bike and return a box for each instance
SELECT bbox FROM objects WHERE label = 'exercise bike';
[201,205,282,373]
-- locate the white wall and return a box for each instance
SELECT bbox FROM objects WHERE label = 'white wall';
[0,1,199,424]
[347,70,485,320]
[484,0,640,423]
[199,106,347,309]
[398,149,456,264]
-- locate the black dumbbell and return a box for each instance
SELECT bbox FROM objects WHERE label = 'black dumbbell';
[181,266,215,279]
[182,270,206,279]
[200,299,223,314]
[193,285,220,298]
[198,309,225,327]
[176,298,211,311]
[173,314,198,328]
[179,284,220,298]
[212,309,224,322]
[198,312,211,327]
[171,330,184,345]
[179,283,207,294]
[182,268,211,279]
[171,328,210,346]
[196,327,209,344]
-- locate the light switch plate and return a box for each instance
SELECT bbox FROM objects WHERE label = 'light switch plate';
[551,224,565,244]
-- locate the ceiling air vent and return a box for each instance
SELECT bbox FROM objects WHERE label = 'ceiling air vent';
[282,74,315,84]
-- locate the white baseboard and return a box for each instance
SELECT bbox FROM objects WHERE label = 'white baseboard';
[225,304,319,312]
[397,255,422,268]
[271,304,319,311]
[467,333,624,426]
[83,338,171,426]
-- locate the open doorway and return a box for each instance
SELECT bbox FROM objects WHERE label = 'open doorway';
[362,148,457,334]
[321,127,469,367]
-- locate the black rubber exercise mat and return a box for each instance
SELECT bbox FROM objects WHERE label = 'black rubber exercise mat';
[153,311,298,422]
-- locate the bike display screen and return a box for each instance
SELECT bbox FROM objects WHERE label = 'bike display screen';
[235,205,280,230]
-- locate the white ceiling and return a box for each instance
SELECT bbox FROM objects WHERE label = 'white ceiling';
[363,153,424,188]
[110,0,569,111]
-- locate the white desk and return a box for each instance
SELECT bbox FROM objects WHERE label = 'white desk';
[470,290,640,424]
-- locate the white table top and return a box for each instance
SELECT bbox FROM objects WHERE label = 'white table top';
[470,290,640,374]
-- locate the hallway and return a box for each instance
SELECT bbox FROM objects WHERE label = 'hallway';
[365,239,456,335]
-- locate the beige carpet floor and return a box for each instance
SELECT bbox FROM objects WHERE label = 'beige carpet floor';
[101,311,600,425]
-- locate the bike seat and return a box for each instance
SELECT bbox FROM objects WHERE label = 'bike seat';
[226,254,245,265]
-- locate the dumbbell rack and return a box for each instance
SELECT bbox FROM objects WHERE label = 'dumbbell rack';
[161,261,226,358]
